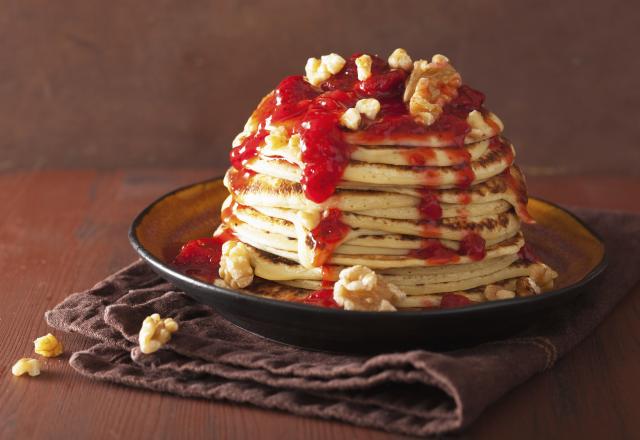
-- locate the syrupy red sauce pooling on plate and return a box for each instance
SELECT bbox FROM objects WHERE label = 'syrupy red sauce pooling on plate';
[440,293,473,308]
[172,236,228,283]
[518,243,540,263]
[172,205,237,282]
[298,265,340,308]
[309,208,350,266]
[299,289,340,308]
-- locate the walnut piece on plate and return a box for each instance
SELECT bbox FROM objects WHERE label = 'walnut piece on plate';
[219,240,254,288]
[333,265,406,311]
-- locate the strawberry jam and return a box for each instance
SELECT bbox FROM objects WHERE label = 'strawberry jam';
[518,243,540,263]
[440,293,473,308]
[418,189,443,221]
[300,289,340,308]
[229,53,488,203]
[172,237,228,282]
[459,232,487,261]
[309,209,350,266]
[409,240,460,265]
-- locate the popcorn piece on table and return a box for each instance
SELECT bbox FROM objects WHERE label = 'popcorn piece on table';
[138,314,179,354]
[33,333,63,357]
[388,48,413,71]
[219,240,254,289]
[333,265,406,311]
[355,98,381,120]
[12,358,41,377]
[355,54,373,81]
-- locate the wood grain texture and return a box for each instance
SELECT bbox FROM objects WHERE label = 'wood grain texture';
[1,0,639,175]
[1,169,639,439]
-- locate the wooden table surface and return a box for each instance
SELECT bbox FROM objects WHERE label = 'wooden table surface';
[1,169,639,439]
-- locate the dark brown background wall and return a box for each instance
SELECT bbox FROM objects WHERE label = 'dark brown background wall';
[1,0,638,175]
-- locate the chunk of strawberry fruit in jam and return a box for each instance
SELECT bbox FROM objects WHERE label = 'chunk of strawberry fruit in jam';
[272,75,320,121]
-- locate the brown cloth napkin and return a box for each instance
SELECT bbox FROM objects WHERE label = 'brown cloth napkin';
[45,208,640,436]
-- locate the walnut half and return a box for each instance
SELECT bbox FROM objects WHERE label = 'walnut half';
[219,240,254,288]
[333,265,406,311]
[138,314,179,354]
[12,358,41,377]
[403,55,462,126]
[33,333,63,358]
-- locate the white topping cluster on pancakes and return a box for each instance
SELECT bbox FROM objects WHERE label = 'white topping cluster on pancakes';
[216,50,558,310]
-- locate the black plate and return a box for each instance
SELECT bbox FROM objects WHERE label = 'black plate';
[129,177,607,352]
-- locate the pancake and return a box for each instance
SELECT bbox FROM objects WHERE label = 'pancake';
[197,50,558,311]
[281,260,533,294]
[224,165,532,221]
[227,213,516,253]
[244,139,515,187]
[230,201,521,242]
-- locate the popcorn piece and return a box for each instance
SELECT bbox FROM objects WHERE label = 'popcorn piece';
[320,53,346,74]
[219,240,254,288]
[339,107,362,130]
[529,263,558,290]
[388,48,413,71]
[33,333,63,358]
[333,265,406,311]
[355,54,373,81]
[305,57,331,86]
[403,56,462,126]
[138,314,179,354]
[515,276,542,297]
[355,98,381,120]
[11,358,41,377]
[484,284,516,301]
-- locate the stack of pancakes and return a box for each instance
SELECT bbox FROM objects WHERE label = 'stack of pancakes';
[216,54,555,309]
